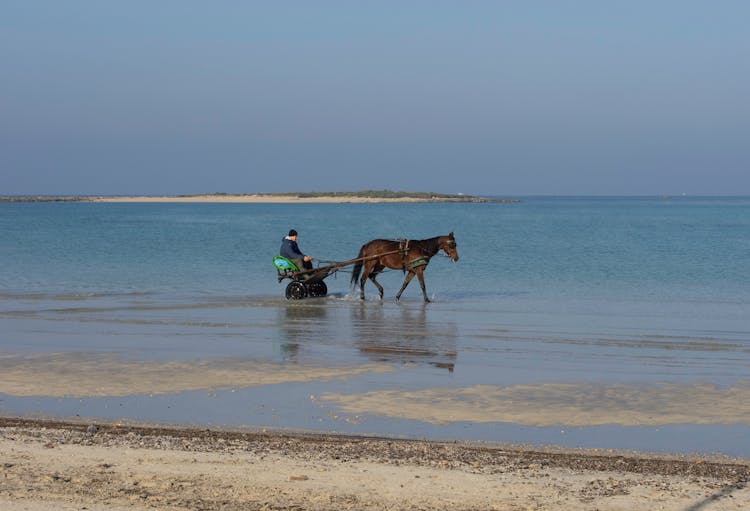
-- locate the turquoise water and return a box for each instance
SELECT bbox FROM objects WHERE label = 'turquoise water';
[1,197,749,456]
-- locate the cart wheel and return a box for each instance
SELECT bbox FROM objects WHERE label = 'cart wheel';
[285,281,308,300]
[307,280,328,298]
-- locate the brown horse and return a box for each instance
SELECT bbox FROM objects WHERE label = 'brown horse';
[350,232,459,302]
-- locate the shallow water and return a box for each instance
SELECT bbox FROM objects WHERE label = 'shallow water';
[1,198,749,456]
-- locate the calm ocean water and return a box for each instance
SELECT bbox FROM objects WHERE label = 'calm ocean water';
[2,197,749,456]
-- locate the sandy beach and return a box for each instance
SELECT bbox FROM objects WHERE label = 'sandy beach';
[90,194,511,204]
[85,194,488,204]
[1,192,517,204]
[2,193,515,204]
[1,417,748,511]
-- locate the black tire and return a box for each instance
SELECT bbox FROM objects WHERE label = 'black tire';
[307,280,328,297]
[285,281,308,300]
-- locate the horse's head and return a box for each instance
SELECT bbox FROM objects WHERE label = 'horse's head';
[440,231,459,262]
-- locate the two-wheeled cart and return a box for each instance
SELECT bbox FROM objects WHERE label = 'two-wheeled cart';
[272,256,343,299]
[273,248,402,300]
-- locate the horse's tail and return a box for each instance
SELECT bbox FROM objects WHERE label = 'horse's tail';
[350,246,365,286]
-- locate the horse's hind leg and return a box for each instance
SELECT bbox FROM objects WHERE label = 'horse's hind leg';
[358,261,375,300]
[368,265,385,300]
[395,271,416,301]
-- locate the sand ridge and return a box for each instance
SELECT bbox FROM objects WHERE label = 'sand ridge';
[320,381,750,427]
[0,353,392,398]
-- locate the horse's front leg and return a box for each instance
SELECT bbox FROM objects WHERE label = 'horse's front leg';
[395,271,416,301]
[415,268,430,303]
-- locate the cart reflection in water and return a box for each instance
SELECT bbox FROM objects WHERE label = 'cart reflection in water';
[276,302,329,363]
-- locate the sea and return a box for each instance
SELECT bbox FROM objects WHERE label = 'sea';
[1,197,749,457]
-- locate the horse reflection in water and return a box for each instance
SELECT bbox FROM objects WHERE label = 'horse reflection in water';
[352,303,457,373]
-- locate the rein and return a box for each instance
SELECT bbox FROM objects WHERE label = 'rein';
[304,236,453,276]
[296,248,403,276]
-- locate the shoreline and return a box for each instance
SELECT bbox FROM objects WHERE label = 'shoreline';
[0,193,516,204]
[1,417,749,510]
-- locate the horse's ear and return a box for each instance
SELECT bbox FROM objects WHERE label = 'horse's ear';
[449,230,454,238]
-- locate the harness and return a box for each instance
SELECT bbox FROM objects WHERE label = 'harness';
[408,257,429,269]
[399,239,429,271]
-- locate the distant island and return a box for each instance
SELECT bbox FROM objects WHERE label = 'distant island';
[1,191,520,204]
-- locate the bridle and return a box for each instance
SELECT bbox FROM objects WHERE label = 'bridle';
[440,238,458,259]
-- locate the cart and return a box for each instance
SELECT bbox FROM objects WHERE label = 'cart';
[273,248,403,300]
[272,256,342,299]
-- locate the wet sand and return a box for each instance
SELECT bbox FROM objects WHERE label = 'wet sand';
[0,353,392,398]
[3,354,750,429]
[1,417,748,511]
[321,381,750,427]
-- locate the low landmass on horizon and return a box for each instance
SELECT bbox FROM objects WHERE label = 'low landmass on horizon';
[1,190,519,203]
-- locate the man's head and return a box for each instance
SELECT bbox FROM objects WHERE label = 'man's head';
[288,229,298,239]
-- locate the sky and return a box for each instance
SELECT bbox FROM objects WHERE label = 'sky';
[2,1,749,196]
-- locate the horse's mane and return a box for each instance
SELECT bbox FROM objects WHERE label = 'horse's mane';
[381,236,443,256]
[415,236,443,255]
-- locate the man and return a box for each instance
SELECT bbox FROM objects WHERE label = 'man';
[280,229,313,272]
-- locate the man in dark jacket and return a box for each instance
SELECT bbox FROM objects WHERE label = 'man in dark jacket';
[280,229,313,271]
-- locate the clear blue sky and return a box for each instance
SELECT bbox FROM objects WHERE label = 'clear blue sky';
[2,1,748,196]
